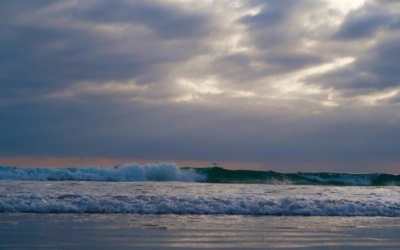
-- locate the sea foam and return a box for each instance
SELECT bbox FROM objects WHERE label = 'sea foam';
[1,194,399,216]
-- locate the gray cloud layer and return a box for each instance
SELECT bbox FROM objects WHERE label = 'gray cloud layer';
[1,0,400,172]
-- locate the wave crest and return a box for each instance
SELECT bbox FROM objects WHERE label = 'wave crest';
[0,163,205,182]
[196,167,400,186]
[1,165,399,186]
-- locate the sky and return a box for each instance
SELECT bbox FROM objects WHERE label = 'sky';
[1,0,400,173]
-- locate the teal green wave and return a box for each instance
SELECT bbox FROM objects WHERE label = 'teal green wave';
[189,167,400,186]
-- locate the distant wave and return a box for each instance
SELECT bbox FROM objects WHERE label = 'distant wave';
[194,167,400,186]
[1,164,399,186]
[1,194,399,216]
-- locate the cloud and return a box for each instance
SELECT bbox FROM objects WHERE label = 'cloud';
[333,4,397,40]
[303,0,400,104]
[1,0,400,172]
[74,0,212,39]
[308,34,400,100]
[2,97,400,172]
[0,0,213,103]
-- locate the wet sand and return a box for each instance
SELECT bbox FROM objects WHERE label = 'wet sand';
[1,213,400,249]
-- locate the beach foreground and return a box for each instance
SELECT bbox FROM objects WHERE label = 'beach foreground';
[1,213,400,249]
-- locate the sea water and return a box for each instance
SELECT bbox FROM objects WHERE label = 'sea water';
[1,163,400,249]
[1,163,399,216]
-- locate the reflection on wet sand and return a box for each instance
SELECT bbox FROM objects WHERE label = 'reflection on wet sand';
[1,214,399,249]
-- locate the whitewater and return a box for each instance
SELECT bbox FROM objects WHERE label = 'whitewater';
[1,163,399,216]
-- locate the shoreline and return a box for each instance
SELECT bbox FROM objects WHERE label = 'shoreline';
[1,213,400,249]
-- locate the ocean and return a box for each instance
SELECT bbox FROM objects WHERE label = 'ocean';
[1,163,400,249]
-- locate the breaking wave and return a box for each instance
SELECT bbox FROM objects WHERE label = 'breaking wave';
[1,164,399,186]
[0,163,204,182]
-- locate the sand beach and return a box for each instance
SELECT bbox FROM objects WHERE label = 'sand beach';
[1,213,400,249]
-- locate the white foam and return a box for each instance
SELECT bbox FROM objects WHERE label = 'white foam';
[0,163,205,182]
[1,194,399,216]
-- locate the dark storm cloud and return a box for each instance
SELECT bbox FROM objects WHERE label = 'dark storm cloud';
[261,52,323,74]
[0,0,212,102]
[239,0,325,49]
[212,51,323,87]
[333,12,395,40]
[240,0,294,29]
[206,0,329,88]
[74,0,210,39]
[306,0,400,96]
[309,36,400,94]
[0,25,143,99]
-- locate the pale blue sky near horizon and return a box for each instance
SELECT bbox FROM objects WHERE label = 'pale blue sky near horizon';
[1,0,400,173]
